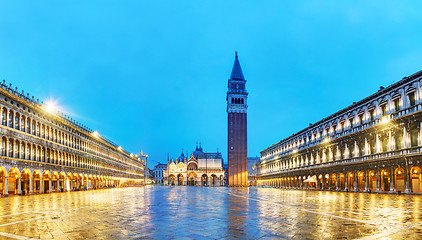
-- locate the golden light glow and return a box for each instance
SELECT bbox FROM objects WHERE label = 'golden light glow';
[384,171,387,175]
[380,116,389,124]
[324,138,330,143]
[292,149,298,153]
[371,172,374,176]
[398,170,401,175]
[45,99,58,114]
[93,131,99,137]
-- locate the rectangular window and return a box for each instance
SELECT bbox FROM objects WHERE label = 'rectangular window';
[409,93,416,106]
[349,118,354,128]
[411,129,418,147]
[395,99,400,111]
[369,110,374,121]
[381,105,386,116]
[359,114,363,125]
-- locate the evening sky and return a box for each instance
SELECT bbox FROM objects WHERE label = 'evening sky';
[1,1,422,168]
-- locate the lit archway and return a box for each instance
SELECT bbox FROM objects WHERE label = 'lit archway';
[410,166,422,193]
[395,167,405,192]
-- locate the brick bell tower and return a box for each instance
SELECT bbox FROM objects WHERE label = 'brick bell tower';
[227,52,248,186]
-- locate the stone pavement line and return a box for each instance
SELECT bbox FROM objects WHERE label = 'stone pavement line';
[0,231,37,240]
[221,190,376,225]
[0,211,46,218]
[357,220,422,240]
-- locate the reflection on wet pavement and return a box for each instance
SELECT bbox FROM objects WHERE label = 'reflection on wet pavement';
[0,186,421,239]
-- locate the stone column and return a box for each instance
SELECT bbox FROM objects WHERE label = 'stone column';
[354,172,358,191]
[364,170,368,192]
[4,177,8,196]
[30,176,33,195]
[390,167,394,192]
[336,174,339,190]
[17,177,21,195]
[345,174,348,191]
[40,179,44,194]
[49,179,52,193]
[405,163,410,193]
[376,168,380,192]
[57,178,60,192]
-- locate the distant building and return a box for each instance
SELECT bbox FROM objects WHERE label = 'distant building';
[164,144,226,186]
[227,52,248,186]
[248,157,259,186]
[153,163,167,184]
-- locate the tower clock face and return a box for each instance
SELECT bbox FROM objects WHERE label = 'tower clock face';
[252,164,256,170]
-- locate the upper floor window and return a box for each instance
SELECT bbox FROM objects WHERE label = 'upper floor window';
[369,110,375,121]
[409,92,416,107]
[394,99,400,112]
[381,104,387,116]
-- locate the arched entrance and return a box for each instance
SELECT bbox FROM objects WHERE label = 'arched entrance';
[357,171,365,191]
[188,172,196,186]
[201,174,208,186]
[211,174,217,186]
[33,170,42,194]
[52,172,59,192]
[21,169,31,195]
[177,174,183,186]
[59,172,65,192]
[381,169,390,192]
[169,175,175,186]
[339,173,345,190]
[318,175,323,189]
[368,170,377,192]
[395,167,405,192]
[8,168,20,195]
[347,172,354,191]
[331,174,337,190]
[324,174,329,189]
[410,166,422,193]
[43,171,51,193]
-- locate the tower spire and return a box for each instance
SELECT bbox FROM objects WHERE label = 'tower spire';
[230,52,245,80]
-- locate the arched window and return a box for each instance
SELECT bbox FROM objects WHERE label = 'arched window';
[231,98,234,104]
[8,139,13,157]
[1,107,6,126]
[8,110,14,128]
[20,116,25,131]
[15,113,20,130]
[241,98,244,104]
[411,129,419,147]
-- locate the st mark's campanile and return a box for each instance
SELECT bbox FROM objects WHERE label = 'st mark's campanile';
[227,52,248,186]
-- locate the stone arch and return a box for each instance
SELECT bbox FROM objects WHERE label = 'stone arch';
[410,166,422,193]
[395,167,405,192]
[8,167,20,195]
[21,168,31,195]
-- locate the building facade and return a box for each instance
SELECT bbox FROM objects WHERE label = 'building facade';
[164,145,226,186]
[227,52,248,186]
[258,70,422,194]
[248,157,259,186]
[0,80,144,197]
[153,163,167,184]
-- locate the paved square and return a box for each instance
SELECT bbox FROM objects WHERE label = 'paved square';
[0,186,422,239]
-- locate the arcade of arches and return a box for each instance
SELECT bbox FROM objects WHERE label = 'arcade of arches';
[0,166,124,196]
[258,163,422,194]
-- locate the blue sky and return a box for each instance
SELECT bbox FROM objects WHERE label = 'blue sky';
[1,1,422,168]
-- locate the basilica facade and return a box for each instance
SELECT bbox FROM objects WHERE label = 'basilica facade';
[164,145,226,186]
[258,70,422,194]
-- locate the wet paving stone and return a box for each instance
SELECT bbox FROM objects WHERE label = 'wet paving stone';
[0,186,422,239]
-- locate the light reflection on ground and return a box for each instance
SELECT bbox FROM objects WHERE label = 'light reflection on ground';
[0,186,421,239]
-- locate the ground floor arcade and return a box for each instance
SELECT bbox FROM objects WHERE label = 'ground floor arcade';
[258,158,422,194]
[166,172,225,186]
[0,165,141,197]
